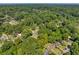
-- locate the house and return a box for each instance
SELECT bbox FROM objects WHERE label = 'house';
[44,40,73,55]
[0,34,9,41]
[31,27,39,39]
[9,20,18,25]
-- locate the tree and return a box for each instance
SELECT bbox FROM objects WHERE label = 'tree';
[70,42,79,55]
[21,26,32,39]
[1,41,14,52]
[48,30,62,43]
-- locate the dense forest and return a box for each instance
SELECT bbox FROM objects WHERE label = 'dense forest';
[0,4,79,55]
